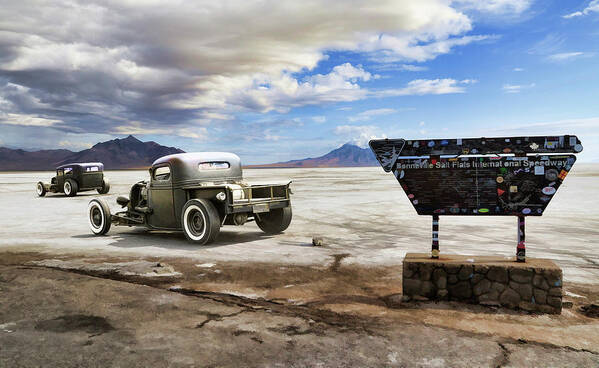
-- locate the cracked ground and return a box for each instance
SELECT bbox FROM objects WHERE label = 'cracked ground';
[1,253,598,367]
[1,167,599,366]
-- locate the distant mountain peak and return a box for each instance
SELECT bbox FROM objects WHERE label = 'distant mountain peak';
[0,136,185,170]
[248,142,377,168]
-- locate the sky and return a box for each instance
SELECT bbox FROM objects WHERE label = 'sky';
[0,0,598,164]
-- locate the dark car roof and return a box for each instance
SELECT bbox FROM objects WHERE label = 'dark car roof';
[152,152,242,183]
[56,162,104,170]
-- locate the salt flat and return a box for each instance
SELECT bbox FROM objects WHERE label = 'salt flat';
[0,164,597,284]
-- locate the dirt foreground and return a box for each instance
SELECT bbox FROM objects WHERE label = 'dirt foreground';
[1,251,598,367]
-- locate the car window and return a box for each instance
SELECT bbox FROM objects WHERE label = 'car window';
[153,166,171,181]
[57,169,63,176]
[199,162,230,170]
[85,166,99,172]
[63,167,72,175]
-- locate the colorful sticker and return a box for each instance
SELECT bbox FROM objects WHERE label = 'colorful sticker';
[522,208,531,215]
[503,148,512,153]
[558,170,568,180]
[428,140,435,147]
[545,169,558,181]
[478,208,489,213]
[534,166,545,175]
[542,187,556,195]
[539,196,551,202]
[497,188,505,196]
[529,142,539,150]
[457,138,463,145]
[441,139,449,146]
[412,199,418,205]
[574,144,583,152]
[408,193,415,199]
[510,186,518,193]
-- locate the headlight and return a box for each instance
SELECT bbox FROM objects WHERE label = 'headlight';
[232,189,245,200]
[216,191,226,201]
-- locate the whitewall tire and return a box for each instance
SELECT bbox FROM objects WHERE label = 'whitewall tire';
[88,199,111,235]
[181,199,220,245]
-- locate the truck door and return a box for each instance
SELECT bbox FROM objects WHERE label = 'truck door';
[147,164,177,229]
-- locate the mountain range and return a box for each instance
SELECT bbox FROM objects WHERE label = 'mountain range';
[0,137,377,170]
[0,135,184,170]
[247,143,378,168]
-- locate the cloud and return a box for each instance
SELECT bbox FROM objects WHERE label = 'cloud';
[453,0,533,15]
[547,52,592,62]
[563,0,599,18]
[502,82,535,93]
[58,140,93,150]
[335,125,384,147]
[0,112,62,127]
[312,116,326,123]
[513,67,524,72]
[0,0,490,141]
[372,64,428,72]
[374,78,473,97]
[349,108,397,122]
[367,35,494,63]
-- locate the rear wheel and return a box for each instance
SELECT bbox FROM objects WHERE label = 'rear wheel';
[36,182,46,197]
[256,207,292,234]
[64,179,78,197]
[97,179,110,194]
[88,199,111,235]
[181,199,220,245]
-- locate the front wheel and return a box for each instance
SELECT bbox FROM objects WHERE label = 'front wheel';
[97,179,110,194]
[88,199,111,235]
[181,199,220,245]
[256,207,292,234]
[64,179,78,197]
[36,182,46,197]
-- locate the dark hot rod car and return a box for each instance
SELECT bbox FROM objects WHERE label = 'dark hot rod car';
[37,162,110,197]
[87,152,292,245]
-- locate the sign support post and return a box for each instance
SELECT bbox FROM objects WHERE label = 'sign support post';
[517,215,526,262]
[431,215,439,259]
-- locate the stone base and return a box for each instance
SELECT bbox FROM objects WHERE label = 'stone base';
[403,253,562,314]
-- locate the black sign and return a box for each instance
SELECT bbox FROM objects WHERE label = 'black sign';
[370,136,581,217]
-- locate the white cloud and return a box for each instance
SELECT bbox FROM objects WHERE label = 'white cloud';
[0,113,62,127]
[502,82,535,93]
[513,67,524,71]
[547,52,591,62]
[349,108,397,122]
[225,63,372,113]
[372,64,428,72]
[375,78,472,97]
[367,35,493,63]
[335,125,384,147]
[58,140,93,150]
[312,116,326,123]
[453,0,533,15]
[0,1,485,119]
[111,121,208,139]
[563,0,599,18]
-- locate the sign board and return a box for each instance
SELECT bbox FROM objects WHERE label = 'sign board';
[370,135,584,261]
[369,136,581,216]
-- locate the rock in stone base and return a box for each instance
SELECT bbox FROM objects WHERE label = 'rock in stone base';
[402,253,562,314]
